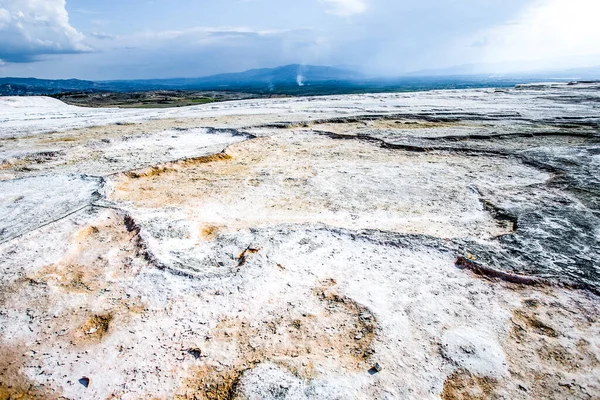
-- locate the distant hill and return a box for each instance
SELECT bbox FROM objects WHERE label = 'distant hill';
[128,64,364,88]
[0,78,102,95]
[0,65,364,95]
[2,63,597,96]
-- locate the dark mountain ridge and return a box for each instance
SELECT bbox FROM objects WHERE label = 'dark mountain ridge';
[0,65,362,95]
[2,64,598,96]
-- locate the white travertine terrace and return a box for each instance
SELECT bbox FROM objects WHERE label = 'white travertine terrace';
[0,84,599,399]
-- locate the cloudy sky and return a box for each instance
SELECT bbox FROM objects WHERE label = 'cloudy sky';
[0,0,599,80]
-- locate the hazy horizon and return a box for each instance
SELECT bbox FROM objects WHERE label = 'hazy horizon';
[1,0,599,80]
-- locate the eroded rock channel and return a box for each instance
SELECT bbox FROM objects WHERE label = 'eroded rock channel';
[1,83,599,399]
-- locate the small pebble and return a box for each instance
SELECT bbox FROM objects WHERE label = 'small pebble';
[79,377,90,388]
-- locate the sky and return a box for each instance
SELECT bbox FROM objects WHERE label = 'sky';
[0,0,599,80]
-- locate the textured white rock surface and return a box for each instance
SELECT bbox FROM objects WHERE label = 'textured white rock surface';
[441,328,508,378]
[1,85,598,138]
[0,175,100,243]
[0,84,599,399]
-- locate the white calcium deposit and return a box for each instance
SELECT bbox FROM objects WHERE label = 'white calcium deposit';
[0,84,599,399]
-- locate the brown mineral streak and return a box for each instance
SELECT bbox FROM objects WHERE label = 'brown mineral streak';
[175,279,377,399]
[125,152,233,179]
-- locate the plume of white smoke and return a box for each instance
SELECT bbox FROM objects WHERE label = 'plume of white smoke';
[296,75,305,86]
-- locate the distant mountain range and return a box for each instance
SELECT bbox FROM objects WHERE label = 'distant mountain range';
[0,65,363,95]
[1,64,599,96]
[126,64,364,88]
[0,78,103,96]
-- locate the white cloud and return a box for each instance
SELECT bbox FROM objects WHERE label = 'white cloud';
[0,8,10,28]
[90,31,117,40]
[321,0,368,16]
[0,0,90,62]
[475,0,600,68]
[125,26,299,47]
